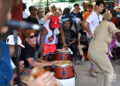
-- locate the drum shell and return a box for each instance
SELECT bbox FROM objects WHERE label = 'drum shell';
[56,77,75,86]
[53,65,75,79]
[55,52,70,60]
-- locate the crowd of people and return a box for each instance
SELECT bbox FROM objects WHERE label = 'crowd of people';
[1,0,120,86]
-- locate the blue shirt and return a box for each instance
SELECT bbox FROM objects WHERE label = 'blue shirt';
[61,14,76,29]
[0,41,13,86]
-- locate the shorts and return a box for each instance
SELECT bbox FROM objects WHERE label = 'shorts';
[43,43,56,55]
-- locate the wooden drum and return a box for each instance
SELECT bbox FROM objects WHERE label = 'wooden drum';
[53,61,75,79]
[55,49,70,60]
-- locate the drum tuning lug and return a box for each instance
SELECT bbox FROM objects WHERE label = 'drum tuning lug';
[62,68,66,76]
[61,55,63,60]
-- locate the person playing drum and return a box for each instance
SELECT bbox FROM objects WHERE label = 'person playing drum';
[0,0,57,86]
[58,20,77,61]
[39,15,67,60]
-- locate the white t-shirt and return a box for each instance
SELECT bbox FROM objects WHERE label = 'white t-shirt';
[38,18,46,25]
[86,11,103,38]
[38,20,60,44]
[10,59,16,69]
[23,11,29,19]
[71,17,81,32]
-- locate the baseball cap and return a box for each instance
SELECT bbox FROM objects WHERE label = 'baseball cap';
[6,35,25,48]
[50,15,60,28]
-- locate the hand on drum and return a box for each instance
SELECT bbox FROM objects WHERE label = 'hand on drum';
[44,61,60,66]
[19,61,24,72]
[28,72,56,86]
[62,43,68,50]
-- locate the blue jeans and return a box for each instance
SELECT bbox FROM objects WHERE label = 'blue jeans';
[69,44,78,57]
[0,41,13,86]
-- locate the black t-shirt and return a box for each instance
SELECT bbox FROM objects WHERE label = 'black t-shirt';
[64,29,75,43]
[26,16,39,24]
[79,29,88,45]
[20,42,36,68]
[71,12,83,21]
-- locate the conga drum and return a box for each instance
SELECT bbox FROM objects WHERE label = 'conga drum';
[31,66,60,86]
[56,77,75,86]
[20,68,32,86]
[53,61,75,79]
[56,49,70,60]
[21,75,31,86]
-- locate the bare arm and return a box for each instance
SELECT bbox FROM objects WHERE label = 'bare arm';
[26,58,44,67]
[73,22,78,32]
[39,27,47,57]
[78,33,81,45]
[68,38,76,46]
[27,57,58,67]
[83,21,93,38]
[45,13,50,22]
[70,38,76,44]
[58,23,67,48]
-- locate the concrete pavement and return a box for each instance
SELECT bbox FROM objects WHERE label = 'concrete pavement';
[74,60,120,86]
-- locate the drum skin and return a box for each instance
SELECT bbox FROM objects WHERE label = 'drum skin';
[32,67,47,79]
[53,65,74,79]
[31,66,59,86]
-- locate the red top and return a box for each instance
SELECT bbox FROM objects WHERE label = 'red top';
[112,17,117,26]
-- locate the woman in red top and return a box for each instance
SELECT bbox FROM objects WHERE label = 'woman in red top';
[111,10,117,26]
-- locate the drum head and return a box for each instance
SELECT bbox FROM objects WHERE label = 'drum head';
[56,49,70,53]
[31,66,47,78]
[21,75,30,84]
[54,61,73,67]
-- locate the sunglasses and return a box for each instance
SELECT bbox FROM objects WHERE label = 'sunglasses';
[28,34,37,39]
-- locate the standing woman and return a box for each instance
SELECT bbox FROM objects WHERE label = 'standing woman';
[88,12,120,86]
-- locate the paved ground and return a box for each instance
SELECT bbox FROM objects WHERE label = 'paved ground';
[74,59,120,86]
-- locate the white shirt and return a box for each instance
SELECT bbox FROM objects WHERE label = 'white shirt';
[23,11,29,19]
[86,11,102,38]
[10,59,16,69]
[71,17,81,32]
[38,18,46,25]
[38,20,60,44]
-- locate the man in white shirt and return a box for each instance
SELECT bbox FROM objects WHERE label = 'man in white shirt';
[83,1,105,39]
[23,3,29,19]
[83,1,105,77]
[86,11,103,39]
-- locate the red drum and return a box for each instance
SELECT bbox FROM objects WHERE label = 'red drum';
[53,61,75,79]
[56,49,70,60]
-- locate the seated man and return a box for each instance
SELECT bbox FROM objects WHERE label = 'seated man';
[58,20,77,61]
[20,29,57,68]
